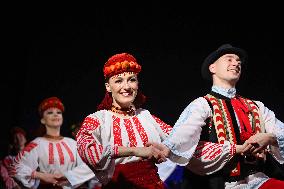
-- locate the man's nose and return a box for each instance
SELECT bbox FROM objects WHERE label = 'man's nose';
[232,60,241,67]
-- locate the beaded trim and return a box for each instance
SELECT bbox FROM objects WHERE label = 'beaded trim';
[44,134,64,140]
[110,105,135,116]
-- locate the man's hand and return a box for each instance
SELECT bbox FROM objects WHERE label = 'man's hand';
[242,133,277,155]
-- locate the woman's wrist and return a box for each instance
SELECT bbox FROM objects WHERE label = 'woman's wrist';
[31,171,40,179]
[118,146,139,157]
[130,147,144,157]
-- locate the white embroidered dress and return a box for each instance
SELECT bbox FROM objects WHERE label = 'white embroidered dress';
[76,108,173,185]
[14,136,96,189]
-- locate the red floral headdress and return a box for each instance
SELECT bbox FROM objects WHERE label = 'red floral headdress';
[38,96,65,116]
[10,126,26,136]
[103,53,142,79]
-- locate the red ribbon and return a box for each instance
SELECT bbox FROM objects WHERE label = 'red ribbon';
[231,97,253,143]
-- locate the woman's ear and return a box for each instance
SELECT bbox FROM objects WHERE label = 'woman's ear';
[40,118,45,125]
[105,83,111,93]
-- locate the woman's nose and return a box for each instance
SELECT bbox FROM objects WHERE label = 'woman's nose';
[53,113,59,117]
[122,81,131,89]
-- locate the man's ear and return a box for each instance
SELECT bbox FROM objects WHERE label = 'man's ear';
[105,83,111,92]
[209,63,216,74]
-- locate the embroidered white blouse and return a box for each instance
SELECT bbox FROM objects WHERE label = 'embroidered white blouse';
[14,137,96,189]
[76,109,173,185]
[163,86,284,189]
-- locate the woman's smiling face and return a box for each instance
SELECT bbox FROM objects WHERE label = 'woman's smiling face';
[105,72,139,108]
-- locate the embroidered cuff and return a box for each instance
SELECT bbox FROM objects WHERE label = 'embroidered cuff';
[230,144,236,156]
[31,170,36,179]
[275,132,284,158]
[111,145,119,158]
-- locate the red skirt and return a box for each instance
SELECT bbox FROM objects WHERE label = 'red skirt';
[103,160,165,189]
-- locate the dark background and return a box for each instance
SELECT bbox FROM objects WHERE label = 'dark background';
[2,7,284,157]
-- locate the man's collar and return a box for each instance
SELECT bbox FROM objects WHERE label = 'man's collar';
[211,85,236,99]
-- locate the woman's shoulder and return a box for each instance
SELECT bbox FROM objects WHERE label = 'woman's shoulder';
[84,110,108,120]
[136,108,149,114]
[30,137,43,144]
[62,137,77,144]
[20,137,42,152]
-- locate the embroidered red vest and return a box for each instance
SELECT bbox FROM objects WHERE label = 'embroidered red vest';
[204,93,262,177]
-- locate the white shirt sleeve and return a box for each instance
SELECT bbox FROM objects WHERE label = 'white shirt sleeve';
[76,112,116,185]
[163,97,211,165]
[63,139,97,187]
[156,159,177,181]
[255,101,284,163]
[163,97,236,175]
[14,140,40,188]
[64,163,98,188]
[187,140,235,175]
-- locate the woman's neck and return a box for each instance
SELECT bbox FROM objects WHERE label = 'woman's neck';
[45,126,61,137]
[112,101,133,109]
[43,134,63,141]
[44,127,63,141]
[110,104,136,116]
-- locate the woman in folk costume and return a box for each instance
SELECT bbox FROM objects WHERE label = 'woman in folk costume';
[14,97,96,188]
[76,52,174,189]
[0,126,27,189]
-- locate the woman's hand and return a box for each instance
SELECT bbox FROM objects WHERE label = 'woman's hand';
[145,142,170,163]
[33,171,63,185]
[145,142,170,157]
[117,145,168,163]
[133,146,167,163]
[56,175,69,187]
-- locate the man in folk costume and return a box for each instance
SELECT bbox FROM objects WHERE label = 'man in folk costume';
[148,44,284,188]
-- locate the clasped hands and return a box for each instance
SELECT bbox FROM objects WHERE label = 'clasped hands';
[35,172,69,187]
[142,133,276,163]
[136,142,170,164]
[237,133,276,160]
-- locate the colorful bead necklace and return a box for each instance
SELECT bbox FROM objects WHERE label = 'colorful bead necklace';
[43,134,64,140]
[110,105,135,116]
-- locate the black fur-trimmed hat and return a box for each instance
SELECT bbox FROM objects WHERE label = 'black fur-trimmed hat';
[201,44,247,81]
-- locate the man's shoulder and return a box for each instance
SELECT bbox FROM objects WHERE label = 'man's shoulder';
[183,96,210,110]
